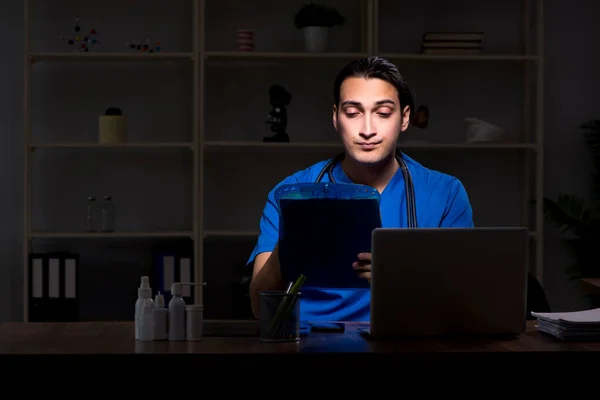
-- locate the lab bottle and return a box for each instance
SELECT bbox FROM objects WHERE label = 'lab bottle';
[135,276,153,340]
[86,196,98,232]
[168,283,187,341]
[152,292,168,341]
[100,195,115,232]
[138,299,155,342]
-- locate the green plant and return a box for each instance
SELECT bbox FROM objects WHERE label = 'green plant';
[543,119,600,279]
[293,3,345,29]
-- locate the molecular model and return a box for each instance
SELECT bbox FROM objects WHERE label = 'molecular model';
[60,17,100,52]
[126,38,162,53]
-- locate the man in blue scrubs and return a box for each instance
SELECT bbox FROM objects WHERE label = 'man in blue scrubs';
[247,56,474,322]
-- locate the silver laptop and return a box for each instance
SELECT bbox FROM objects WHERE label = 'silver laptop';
[364,227,529,338]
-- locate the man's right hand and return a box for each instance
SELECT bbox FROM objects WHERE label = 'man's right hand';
[249,243,286,318]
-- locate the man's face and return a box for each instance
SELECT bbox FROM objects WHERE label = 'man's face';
[333,77,410,166]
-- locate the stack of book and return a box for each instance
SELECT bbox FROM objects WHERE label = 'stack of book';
[531,308,600,341]
[420,31,483,55]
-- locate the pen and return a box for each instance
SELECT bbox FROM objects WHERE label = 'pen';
[269,274,306,336]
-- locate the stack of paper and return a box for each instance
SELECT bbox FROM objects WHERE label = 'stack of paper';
[531,308,600,341]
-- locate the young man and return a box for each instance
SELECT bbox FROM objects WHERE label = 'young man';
[246,56,474,322]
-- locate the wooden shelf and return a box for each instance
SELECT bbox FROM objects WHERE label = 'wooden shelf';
[379,53,539,62]
[203,229,538,239]
[204,141,342,151]
[204,52,538,62]
[30,142,193,149]
[204,51,368,60]
[204,141,537,151]
[29,52,194,62]
[22,0,203,321]
[29,51,538,63]
[204,230,259,239]
[29,231,194,239]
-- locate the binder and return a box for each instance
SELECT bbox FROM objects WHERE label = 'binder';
[153,251,194,304]
[29,252,79,322]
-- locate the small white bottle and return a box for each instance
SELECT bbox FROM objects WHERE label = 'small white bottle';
[168,283,186,341]
[138,299,155,342]
[134,276,153,340]
[186,305,204,341]
[152,292,168,341]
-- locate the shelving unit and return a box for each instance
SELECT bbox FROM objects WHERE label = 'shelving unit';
[204,141,537,151]
[22,0,544,321]
[22,0,201,322]
[200,0,545,287]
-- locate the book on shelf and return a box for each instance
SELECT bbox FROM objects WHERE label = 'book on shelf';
[423,31,484,42]
[531,308,600,341]
[420,31,483,55]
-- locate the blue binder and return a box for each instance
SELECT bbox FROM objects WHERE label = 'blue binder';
[152,251,195,304]
[275,182,382,289]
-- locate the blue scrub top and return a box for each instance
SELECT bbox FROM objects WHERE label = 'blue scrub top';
[246,152,474,323]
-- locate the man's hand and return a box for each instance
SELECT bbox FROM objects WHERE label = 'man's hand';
[353,252,372,283]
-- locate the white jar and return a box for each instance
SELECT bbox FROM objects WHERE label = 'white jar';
[186,305,203,341]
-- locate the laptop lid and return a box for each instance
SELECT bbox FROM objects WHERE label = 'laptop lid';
[369,227,529,337]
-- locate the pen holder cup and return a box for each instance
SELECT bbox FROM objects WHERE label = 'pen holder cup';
[259,291,301,343]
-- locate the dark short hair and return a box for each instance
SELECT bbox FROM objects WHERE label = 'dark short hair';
[333,56,414,115]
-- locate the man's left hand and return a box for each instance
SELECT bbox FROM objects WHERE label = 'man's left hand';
[353,252,371,283]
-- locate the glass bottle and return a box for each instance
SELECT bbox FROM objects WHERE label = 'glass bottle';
[86,196,98,232]
[100,195,116,232]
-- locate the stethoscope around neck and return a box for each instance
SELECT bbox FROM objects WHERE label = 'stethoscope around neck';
[314,148,418,228]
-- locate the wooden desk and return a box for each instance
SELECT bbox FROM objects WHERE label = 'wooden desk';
[2,320,599,378]
[1,320,599,354]
[3,321,592,386]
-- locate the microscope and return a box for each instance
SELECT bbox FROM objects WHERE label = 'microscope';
[263,84,292,143]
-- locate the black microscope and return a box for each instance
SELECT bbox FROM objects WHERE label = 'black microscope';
[263,84,292,143]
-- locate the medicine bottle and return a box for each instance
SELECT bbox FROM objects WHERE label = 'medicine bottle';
[138,299,155,342]
[152,292,168,341]
[134,276,153,340]
[168,283,186,341]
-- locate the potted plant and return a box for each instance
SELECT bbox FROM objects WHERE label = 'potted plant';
[543,120,600,283]
[293,2,345,52]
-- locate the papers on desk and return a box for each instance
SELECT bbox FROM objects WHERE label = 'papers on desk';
[531,308,600,341]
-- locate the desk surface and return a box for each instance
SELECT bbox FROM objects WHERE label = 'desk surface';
[1,320,599,355]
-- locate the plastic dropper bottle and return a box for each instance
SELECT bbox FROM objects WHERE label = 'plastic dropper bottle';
[138,299,155,342]
[168,282,207,341]
[168,283,187,341]
[152,292,168,341]
[135,276,153,340]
